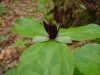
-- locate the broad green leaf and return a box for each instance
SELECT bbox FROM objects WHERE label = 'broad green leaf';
[13,18,47,38]
[59,24,100,41]
[74,43,100,75]
[18,41,74,75]
[5,68,17,75]
[73,68,84,75]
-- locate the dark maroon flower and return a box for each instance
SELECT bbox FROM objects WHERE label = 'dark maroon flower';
[0,0,2,2]
[43,21,59,40]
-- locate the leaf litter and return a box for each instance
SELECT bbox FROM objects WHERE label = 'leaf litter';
[0,0,43,74]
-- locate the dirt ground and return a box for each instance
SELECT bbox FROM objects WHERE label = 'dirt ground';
[0,0,45,74]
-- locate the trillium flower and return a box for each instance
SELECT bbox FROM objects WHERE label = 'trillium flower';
[13,18,100,43]
[11,18,100,75]
[43,21,59,39]
[32,21,72,43]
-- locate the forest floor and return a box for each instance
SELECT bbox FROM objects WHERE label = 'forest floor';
[0,0,98,75]
[0,0,45,74]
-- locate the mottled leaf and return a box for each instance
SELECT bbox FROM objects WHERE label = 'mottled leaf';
[13,18,47,38]
[75,43,100,75]
[59,24,100,41]
[18,41,74,75]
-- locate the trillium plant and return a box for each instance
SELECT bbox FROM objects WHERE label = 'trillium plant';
[5,18,100,75]
[32,21,72,43]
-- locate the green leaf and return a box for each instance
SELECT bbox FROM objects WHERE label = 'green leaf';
[15,39,27,48]
[37,4,46,13]
[13,17,47,38]
[39,0,50,4]
[59,24,100,41]
[5,68,17,75]
[18,41,74,75]
[0,4,5,16]
[0,34,8,42]
[80,4,87,9]
[73,68,84,75]
[37,0,52,13]
[37,0,48,13]
[74,43,100,75]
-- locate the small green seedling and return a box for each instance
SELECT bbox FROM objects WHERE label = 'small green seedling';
[0,4,5,16]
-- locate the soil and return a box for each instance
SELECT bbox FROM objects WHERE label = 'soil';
[0,0,44,74]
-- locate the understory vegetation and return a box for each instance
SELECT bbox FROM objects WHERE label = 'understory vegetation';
[0,0,100,75]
